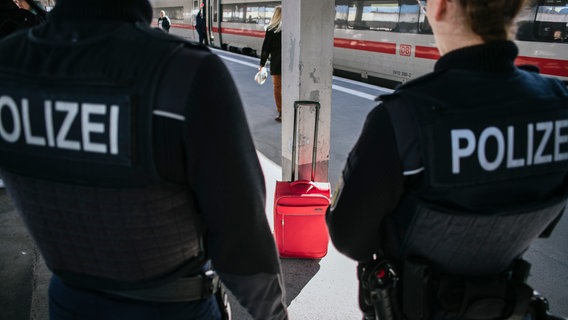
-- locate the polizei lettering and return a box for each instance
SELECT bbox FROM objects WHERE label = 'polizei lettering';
[0,95,119,154]
[451,120,568,174]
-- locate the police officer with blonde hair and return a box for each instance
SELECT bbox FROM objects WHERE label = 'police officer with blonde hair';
[0,0,288,319]
[327,0,568,319]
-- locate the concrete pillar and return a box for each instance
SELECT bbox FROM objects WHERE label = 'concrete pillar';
[281,0,335,182]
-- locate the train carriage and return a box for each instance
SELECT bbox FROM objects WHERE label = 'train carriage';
[150,0,568,88]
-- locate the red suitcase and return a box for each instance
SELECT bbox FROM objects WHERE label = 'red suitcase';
[274,101,331,259]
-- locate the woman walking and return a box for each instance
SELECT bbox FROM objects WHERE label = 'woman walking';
[260,6,282,122]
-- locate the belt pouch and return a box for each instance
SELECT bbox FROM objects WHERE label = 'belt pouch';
[403,257,431,320]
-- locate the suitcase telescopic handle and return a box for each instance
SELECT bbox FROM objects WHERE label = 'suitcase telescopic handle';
[291,101,321,182]
[290,180,315,192]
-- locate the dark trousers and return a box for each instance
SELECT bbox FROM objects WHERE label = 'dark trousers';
[198,30,208,45]
[48,275,221,320]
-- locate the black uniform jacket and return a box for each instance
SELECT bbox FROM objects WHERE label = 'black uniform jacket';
[260,27,282,75]
[0,0,287,319]
[326,41,568,263]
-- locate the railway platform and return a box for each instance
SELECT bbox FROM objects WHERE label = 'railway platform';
[1,48,566,320]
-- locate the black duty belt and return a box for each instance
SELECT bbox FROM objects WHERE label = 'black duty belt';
[103,271,220,303]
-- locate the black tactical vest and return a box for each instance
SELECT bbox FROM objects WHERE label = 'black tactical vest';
[0,23,205,289]
[384,69,568,275]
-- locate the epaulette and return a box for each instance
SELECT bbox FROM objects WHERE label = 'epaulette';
[517,64,540,74]
[378,69,448,102]
[399,68,448,90]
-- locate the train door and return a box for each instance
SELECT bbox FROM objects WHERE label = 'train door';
[205,0,223,48]
[189,0,203,43]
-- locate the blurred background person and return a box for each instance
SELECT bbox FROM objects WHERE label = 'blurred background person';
[259,5,282,122]
[0,0,42,189]
[195,2,207,45]
[0,0,40,37]
[13,0,47,24]
[158,9,170,32]
[553,29,565,42]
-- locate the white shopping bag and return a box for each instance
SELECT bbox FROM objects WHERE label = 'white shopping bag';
[254,67,268,85]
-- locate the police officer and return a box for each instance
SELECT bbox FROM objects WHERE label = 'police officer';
[0,0,288,319]
[158,9,170,33]
[13,0,47,24]
[195,2,207,45]
[326,0,568,319]
[0,0,38,38]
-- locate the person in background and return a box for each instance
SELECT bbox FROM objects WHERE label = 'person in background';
[13,0,47,23]
[259,5,282,122]
[0,0,289,319]
[327,0,568,319]
[553,29,565,42]
[0,0,42,38]
[158,9,170,32]
[195,2,207,45]
[0,0,40,189]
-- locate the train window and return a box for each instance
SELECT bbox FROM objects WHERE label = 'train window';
[534,0,568,42]
[398,3,419,33]
[221,2,279,24]
[262,5,278,25]
[222,4,245,22]
[154,7,184,20]
[247,6,261,23]
[514,2,537,41]
[347,0,400,31]
[336,1,349,29]
[212,0,218,23]
[337,0,430,34]
[415,0,432,34]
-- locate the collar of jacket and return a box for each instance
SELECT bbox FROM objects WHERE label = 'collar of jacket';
[434,41,518,73]
[48,0,152,24]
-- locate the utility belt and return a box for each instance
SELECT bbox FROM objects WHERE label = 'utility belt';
[102,270,231,319]
[102,270,221,303]
[403,257,534,320]
[359,257,537,320]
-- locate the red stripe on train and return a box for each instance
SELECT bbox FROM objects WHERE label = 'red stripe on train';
[334,37,397,55]
[415,45,440,60]
[172,23,195,30]
[416,45,568,78]
[219,27,265,38]
[515,56,568,78]
[182,25,568,78]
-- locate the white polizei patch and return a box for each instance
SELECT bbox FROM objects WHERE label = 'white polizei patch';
[451,119,568,174]
[153,110,185,121]
[0,95,120,155]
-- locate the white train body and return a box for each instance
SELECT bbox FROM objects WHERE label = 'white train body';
[150,0,568,88]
